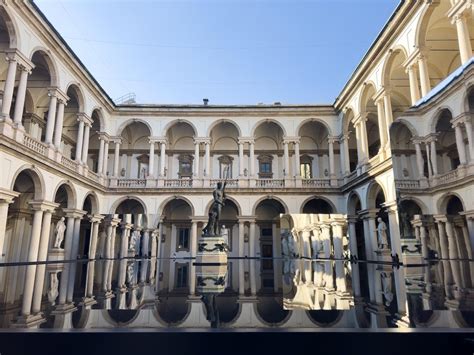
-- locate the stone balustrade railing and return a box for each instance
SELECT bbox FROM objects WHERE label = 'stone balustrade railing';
[302,178,331,188]
[23,134,47,156]
[210,179,239,188]
[116,179,146,188]
[432,168,459,186]
[395,179,421,189]
[256,178,285,188]
[164,178,193,188]
[60,155,78,171]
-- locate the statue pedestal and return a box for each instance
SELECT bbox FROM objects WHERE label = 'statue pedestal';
[195,236,228,294]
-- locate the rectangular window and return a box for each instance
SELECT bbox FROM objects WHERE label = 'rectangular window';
[177,227,190,251]
[260,162,271,173]
[300,163,312,179]
[176,263,189,288]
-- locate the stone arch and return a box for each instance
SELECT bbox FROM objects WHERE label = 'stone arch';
[250,118,287,137]
[163,119,197,137]
[204,195,242,216]
[346,190,363,215]
[117,118,153,137]
[300,196,336,214]
[295,118,332,137]
[398,196,428,215]
[206,119,242,137]
[252,195,289,216]
[157,195,195,217]
[463,84,474,113]
[52,180,77,209]
[366,180,388,210]
[381,45,409,87]
[437,192,466,215]
[358,81,378,114]
[10,165,45,200]
[110,196,148,215]
[430,106,455,132]
[0,6,20,49]
[81,191,100,214]
[390,118,418,138]
[65,82,85,112]
[90,107,106,132]
[28,48,59,87]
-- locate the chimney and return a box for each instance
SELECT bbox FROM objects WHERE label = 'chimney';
[203,98,209,106]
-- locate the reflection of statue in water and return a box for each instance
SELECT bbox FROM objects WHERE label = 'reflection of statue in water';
[129,230,140,252]
[202,294,220,328]
[377,218,389,250]
[48,273,59,305]
[381,272,394,306]
[53,217,66,248]
[400,211,411,238]
[127,262,134,284]
[202,181,227,237]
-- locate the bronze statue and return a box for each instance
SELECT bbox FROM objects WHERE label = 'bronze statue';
[202,180,227,237]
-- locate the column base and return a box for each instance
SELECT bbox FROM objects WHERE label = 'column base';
[11,313,46,328]
[80,296,97,308]
[146,177,157,188]
[0,117,14,139]
[51,302,77,315]
[109,177,118,187]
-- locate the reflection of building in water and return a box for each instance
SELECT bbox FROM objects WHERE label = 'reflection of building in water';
[280,214,352,311]
[0,0,474,330]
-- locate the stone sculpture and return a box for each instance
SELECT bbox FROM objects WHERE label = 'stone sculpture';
[129,230,140,252]
[202,181,227,237]
[381,271,394,306]
[47,273,59,305]
[53,217,66,248]
[377,218,389,250]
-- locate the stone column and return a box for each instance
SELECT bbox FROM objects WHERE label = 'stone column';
[382,92,393,138]
[414,140,425,178]
[406,65,421,105]
[453,12,473,64]
[249,140,255,177]
[160,141,167,177]
[425,142,433,178]
[0,190,18,259]
[354,122,363,165]
[149,139,155,178]
[67,214,86,303]
[12,64,32,127]
[238,140,245,176]
[44,90,58,145]
[328,137,335,178]
[294,140,301,177]
[204,140,211,177]
[249,221,256,295]
[238,221,245,295]
[454,122,467,165]
[340,135,350,175]
[429,136,439,175]
[1,54,18,120]
[435,217,453,298]
[347,217,361,296]
[97,135,105,175]
[113,138,121,177]
[31,204,58,314]
[75,115,85,163]
[445,219,463,299]
[331,221,346,293]
[283,140,289,177]
[120,216,132,258]
[417,53,431,97]
[20,202,46,316]
[58,213,76,306]
[53,99,67,149]
[102,139,110,176]
[375,100,387,150]
[85,218,102,299]
[358,116,369,163]
[464,119,474,163]
[81,121,91,165]
[193,139,200,177]
[189,221,198,295]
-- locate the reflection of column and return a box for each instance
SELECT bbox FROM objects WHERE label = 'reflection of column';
[44,90,58,145]
[249,221,256,295]
[238,140,244,176]
[160,141,167,177]
[454,122,467,165]
[249,140,255,177]
[189,221,197,295]
[113,138,121,177]
[85,216,102,298]
[31,204,57,314]
[75,115,85,163]
[445,219,463,299]
[20,202,45,316]
[53,99,66,149]
[238,221,245,295]
[453,12,473,64]
[149,139,155,178]
[331,221,346,293]
[417,53,431,97]
[12,64,32,127]
[435,217,453,298]
[193,140,200,177]
[58,213,76,305]
[347,217,361,296]
[406,65,421,105]
[283,140,289,176]
[1,53,18,120]
[67,214,85,303]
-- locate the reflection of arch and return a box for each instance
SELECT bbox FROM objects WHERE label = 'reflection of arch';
[206,119,242,137]
[110,196,147,214]
[254,298,291,326]
[156,296,191,326]
[295,118,332,136]
[300,196,336,214]
[158,196,195,216]
[10,165,45,200]
[250,119,287,136]
[252,196,289,216]
[215,295,240,324]
[163,119,197,137]
[81,191,100,214]
[307,310,343,327]
[103,309,140,327]
[53,180,77,209]
[117,119,153,137]
[29,47,59,86]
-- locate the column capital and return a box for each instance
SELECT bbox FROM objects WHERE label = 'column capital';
[451,113,470,127]
[410,214,427,227]
[0,188,19,204]
[238,137,254,144]
[4,49,34,71]
[47,87,69,103]
[88,214,105,223]
[433,214,448,223]
[282,136,300,144]
[148,136,161,144]
[447,1,472,23]
[191,216,208,223]
[381,200,398,213]
[29,200,60,212]
[358,208,379,219]
[62,208,87,219]
[411,136,424,145]
[327,136,338,144]
[460,210,474,220]
[110,136,122,145]
[193,137,210,145]
[354,112,368,125]
[77,113,93,126]
[105,216,121,227]
[424,132,439,143]
[347,215,359,224]
[372,86,390,103]
[98,132,111,142]
[155,137,168,145]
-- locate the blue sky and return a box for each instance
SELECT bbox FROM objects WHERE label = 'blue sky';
[34,0,400,105]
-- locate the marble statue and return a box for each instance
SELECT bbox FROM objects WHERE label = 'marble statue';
[53,217,66,248]
[377,218,389,250]
[202,181,227,237]
[47,273,59,305]
[381,272,394,306]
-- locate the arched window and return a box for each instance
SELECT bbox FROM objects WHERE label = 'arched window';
[218,155,233,178]
[300,154,313,179]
